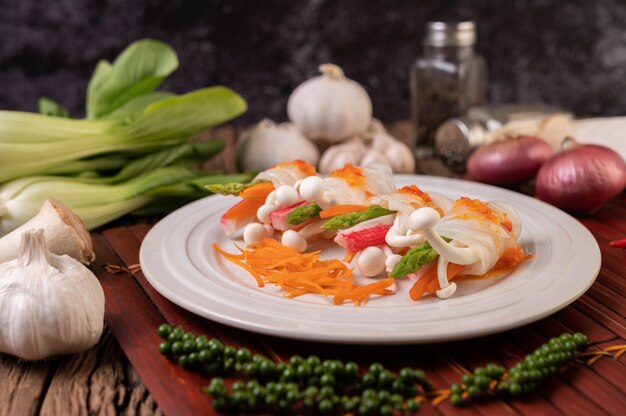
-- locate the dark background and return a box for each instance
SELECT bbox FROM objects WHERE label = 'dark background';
[1,0,625,124]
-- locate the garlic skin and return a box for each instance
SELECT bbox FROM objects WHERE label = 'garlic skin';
[287,64,372,142]
[0,198,94,264]
[0,229,104,361]
[318,138,367,174]
[318,120,415,174]
[237,119,319,171]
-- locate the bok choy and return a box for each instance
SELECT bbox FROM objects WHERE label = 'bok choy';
[0,39,250,234]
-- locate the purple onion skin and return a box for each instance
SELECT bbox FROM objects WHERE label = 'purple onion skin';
[535,144,626,212]
[466,136,554,185]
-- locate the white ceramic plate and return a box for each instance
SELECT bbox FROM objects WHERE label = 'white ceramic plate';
[139,175,600,344]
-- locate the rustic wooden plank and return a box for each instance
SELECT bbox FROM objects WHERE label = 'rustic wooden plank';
[0,355,55,416]
[39,329,161,416]
[574,295,626,340]
[92,233,214,415]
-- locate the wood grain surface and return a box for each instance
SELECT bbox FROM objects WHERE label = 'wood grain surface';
[0,123,625,415]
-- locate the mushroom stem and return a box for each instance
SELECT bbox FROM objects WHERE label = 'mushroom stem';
[408,207,480,265]
[385,217,425,247]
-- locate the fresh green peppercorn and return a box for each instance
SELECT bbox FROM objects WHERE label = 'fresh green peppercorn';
[265,393,277,407]
[361,373,375,387]
[244,362,259,378]
[377,370,394,388]
[344,361,359,379]
[259,360,275,378]
[158,341,171,355]
[467,385,481,398]
[178,354,189,368]
[307,355,321,367]
[206,378,225,396]
[450,383,462,395]
[187,352,199,367]
[390,393,403,407]
[368,362,384,376]
[462,373,475,385]
[406,398,420,413]
[320,385,335,398]
[198,349,211,364]
[289,355,303,367]
[509,382,523,396]
[573,332,587,348]
[304,385,319,397]
[377,389,391,403]
[235,348,251,363]
[223,346,237,360]
[182,340,196,354]
[296,363,311,379]
[450,393,463,406]
[182,332,195,342]
[413,369,426,383]
[281,366,297,382]
[157,324,172,339]
[390,378,405,394]
[172,325,184,335]
[320,373,335,386]
[167,331,182,343]
[379,403,393,416]
[318,398,333,413]
[303,397,315,410]
[212,397,227,412]
[475,375,490,390]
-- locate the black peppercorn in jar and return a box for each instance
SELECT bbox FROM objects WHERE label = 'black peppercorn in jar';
[410,21,487,159]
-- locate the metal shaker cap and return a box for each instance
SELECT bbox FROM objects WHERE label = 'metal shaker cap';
[434,117,486,172]
[424,21,476,47]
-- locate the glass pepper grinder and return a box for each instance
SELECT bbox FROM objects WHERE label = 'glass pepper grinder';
[410,21,487,159]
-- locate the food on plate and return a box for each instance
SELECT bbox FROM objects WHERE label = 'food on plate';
[213,161,529,305]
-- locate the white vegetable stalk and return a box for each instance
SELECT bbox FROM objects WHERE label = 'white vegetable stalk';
[0,198,94,264]
[0,229,105,361]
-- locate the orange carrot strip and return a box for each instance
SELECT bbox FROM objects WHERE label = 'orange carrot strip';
[212,243,245,259]
[239,182,275,200]
[409,267,438,301]
[223,198,264,220]
[343,251,357,263]
[319,204,369,219]
[425,263,466,294]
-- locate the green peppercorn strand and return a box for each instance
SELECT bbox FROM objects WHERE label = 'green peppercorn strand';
[158,324,431,415]
[450,332,588,406]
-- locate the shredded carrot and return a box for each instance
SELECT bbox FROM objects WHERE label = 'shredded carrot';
[409,262,465,301]
[343,251,357,263]
[319,204,369,219]
[214,238,394,306]
[239,182,275,200]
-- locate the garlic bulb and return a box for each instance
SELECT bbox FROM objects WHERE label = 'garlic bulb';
[237,119,319,171]
[0,229,104,360]
[287,63,372,142]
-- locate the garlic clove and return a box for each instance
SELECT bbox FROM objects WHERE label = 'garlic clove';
[0,198,94,264]
[385,141,415,173]
[360,148,391,168]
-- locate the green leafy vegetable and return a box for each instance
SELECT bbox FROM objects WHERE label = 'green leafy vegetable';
[0,39,249,234]
[287,203,322,225]
[86,39,179,118]
[38,97,70,118]
[0,86,246,183]
[390,237,452,278]
[321,205,395,230]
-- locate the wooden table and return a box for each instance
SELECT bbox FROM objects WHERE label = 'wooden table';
[1,124,625,416]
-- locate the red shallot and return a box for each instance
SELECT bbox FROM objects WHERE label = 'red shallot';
[535,139,626,212]
[466,136,553,185]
